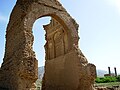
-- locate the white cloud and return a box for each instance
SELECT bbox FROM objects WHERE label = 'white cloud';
[105,0,120,14]
[0,13,8,23]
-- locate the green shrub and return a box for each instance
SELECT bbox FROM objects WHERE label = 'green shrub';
[116,75,120,82]
[95,77,103,83]
[95,76,117,83]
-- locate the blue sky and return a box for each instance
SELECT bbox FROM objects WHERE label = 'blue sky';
[0,0,120,73]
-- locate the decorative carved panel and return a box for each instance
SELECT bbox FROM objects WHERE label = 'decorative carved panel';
[44,18,68,60]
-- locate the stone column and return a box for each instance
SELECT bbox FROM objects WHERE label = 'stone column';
[108,67,111,76]
[114,67,117,77]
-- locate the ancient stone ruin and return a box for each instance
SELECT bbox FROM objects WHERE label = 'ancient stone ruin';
[0,0,96,90]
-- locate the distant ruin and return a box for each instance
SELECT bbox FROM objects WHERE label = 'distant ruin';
[104,67,118,77]
[0,0,96,90]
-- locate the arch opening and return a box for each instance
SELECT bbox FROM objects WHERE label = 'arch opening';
[32,17,51,67]
[32,16,69,89]
[32,16,51,89]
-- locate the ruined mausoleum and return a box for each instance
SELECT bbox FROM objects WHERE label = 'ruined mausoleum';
[0,0,96,90]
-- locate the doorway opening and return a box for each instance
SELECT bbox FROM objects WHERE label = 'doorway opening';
[32,16,51,89]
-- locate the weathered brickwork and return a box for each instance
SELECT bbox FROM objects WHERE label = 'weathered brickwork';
[0,0,96,90]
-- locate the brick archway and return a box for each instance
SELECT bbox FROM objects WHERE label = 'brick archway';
[0,0,96,90]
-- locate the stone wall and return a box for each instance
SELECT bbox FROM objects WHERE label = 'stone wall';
[42,18,96,90]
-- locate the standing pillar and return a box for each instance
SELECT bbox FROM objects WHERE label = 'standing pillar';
[114,67,117,77]
[108,67,111,76]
